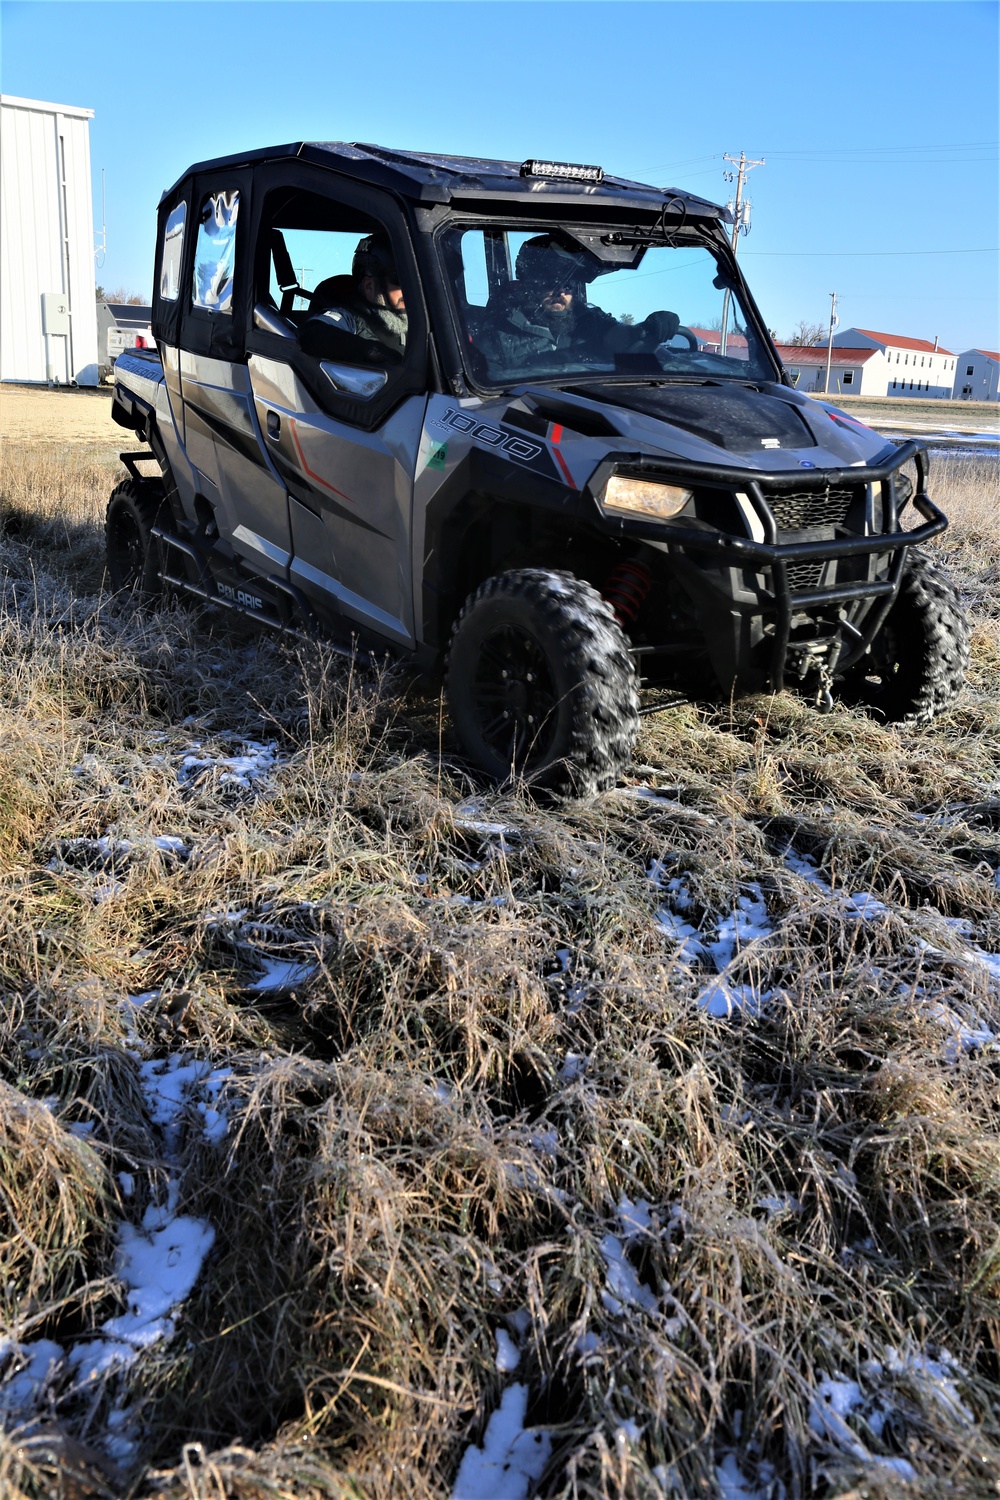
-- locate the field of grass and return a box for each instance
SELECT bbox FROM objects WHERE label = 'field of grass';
[804,393,998,428]
[1,416,999,1500]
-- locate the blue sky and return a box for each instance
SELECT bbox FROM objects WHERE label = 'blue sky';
[2,0,997,353]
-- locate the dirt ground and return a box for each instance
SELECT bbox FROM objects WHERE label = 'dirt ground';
[1,384,119,444]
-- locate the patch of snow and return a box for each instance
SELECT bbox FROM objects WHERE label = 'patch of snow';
[716,1453,768,1500]
[118,1172,135,1197]
[103,1403,138,1464]
[755,1194,802,1218]
[599,1235,659,1315]
[655,907,706,964]
[153,835,190,857]
[960,944,1000,983]
[0,1339,63,1416]
[452,1383,552,1500]
[618,1196,654,1239]
[69,1206,215,1385]
[139,1056,212,1147]
[706,885,772,970]
[244,955,315,992]
[923,1000,997,1058]
[558,1052,588,1083]
[782,844,832,889]
[615,1419,643,1454]
[655,880,773,981]
[91,874,127,904]
[551,947,587,1011]
[575,1331,601,1357]
[495,1328,520,1372]
[844,891,889,922]
[809,1378,868,1461]
[697,979,770,1019]
[109,1213,215,1339]
[198,1104,228,1144]
[454,801,520,839]
[179,740,278,793]
[125,989,160,1007]
[884,1346,974,1426]
[807,1349,970,1481]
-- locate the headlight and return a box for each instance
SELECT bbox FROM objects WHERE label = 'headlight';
[602,475,692,520]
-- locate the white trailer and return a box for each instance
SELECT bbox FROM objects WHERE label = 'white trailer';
[0,94,99,386]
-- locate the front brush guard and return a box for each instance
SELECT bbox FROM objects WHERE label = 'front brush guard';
[594,442,945,692]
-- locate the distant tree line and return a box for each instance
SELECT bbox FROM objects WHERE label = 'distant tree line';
[785,320,826,346]
[95,285,149,305]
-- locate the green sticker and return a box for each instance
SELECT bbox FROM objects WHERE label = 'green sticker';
[426,440,448,471]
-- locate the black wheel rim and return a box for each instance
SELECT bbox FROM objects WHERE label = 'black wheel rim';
[472,624,560,769]
[110,508,145,590]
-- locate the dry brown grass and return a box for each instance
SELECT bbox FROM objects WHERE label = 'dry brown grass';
[1,427,998,1499]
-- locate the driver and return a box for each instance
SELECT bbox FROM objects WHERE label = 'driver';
[474,234,679,370]
[308,233,408,357]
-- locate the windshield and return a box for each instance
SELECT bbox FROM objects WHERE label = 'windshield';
[441,224,775,387]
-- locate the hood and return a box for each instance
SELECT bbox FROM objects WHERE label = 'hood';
[512,379,896,470]
[569,381,815,453]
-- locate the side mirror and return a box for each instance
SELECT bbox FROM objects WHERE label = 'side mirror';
[298,313,401,367]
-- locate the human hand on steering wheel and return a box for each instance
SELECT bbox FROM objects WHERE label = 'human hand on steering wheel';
[641,310,698,350]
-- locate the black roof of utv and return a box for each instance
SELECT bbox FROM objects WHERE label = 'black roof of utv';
[161,141,729,220]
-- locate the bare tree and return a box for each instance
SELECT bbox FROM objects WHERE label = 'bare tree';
[786,320,826,347]
[107,286,149,306]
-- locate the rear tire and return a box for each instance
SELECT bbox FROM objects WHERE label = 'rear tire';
[446,568,639,799]
[105,478,166,599]
[841,550,969,723]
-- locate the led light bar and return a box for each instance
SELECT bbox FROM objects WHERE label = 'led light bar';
[520,159,604,184]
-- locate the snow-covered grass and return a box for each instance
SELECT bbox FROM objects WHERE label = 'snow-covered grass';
[1,436,999,1497]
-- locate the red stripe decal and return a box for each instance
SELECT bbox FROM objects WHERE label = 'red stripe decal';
[288,419,355,503]
[553,448,576,486]
[548,424,575,487]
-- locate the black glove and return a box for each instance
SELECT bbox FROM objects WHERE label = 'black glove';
[641,310,680,344]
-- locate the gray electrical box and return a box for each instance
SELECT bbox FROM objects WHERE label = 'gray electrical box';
[41,292,71,336]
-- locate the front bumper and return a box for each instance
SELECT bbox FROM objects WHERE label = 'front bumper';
[591,441,945,693]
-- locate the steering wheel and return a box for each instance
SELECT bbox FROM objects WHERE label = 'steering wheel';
[659,325,699,352]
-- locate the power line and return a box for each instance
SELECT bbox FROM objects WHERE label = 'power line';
[641,142,995,173]
[757,141,996,157]
[743,247,998,258]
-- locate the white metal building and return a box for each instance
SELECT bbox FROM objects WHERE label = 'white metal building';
[953,349,1000,402]
[0,94,99,386]
[773,344,881,396]
[830,328,956,399]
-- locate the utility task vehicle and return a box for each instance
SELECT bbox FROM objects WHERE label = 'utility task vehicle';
[108,143,969,796]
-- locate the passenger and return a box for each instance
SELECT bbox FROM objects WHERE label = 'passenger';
[474,234,679,371]
[308,233,407,357]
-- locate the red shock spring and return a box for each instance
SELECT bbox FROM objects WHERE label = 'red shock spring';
[602,559,652,626]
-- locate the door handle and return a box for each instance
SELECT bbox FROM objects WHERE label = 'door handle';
[266,410,280,439]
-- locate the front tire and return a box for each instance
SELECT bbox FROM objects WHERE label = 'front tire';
[445,569,639,799]
[105,478,166,599]
[841,550,969,723]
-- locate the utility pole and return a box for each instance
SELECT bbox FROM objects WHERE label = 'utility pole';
[719,151,764,356]
[823,291,839,393]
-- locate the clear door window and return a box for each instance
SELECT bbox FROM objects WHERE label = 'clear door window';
[193,189,240,312]
[160,202,186,301]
